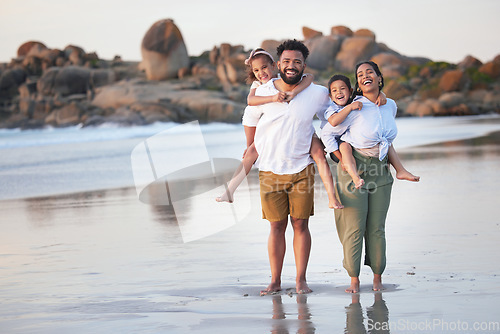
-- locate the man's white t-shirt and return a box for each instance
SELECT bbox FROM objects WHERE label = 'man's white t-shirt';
[242,78,330,175]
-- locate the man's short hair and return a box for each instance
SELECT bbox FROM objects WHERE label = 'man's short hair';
[276,39,309,61]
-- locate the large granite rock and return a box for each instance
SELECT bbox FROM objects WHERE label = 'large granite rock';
[17,41,47,57]
[305,35,342,70]
[335,36,378,72]
[140,19,190,80]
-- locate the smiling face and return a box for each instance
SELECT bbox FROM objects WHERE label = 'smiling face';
[277,50,305,85]
[356,63,381,95]
[251,55,276,84]
[329,80,352,106]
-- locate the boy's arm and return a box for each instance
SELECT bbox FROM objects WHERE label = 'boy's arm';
[328,101,362,127]
[375,91,387,106]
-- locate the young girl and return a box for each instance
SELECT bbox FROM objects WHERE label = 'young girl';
[324,74,420,189]
[216,48,343,209]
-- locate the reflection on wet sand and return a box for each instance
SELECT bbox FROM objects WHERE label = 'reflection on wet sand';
[345,293,390,334]
[270,294,316,334]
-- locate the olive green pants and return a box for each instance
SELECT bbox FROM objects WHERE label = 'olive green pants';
[335,149,393,277]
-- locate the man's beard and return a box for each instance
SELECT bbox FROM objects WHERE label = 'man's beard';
[279,67,303,85]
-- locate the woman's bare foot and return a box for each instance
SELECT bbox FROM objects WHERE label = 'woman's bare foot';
[215,190,233,203]
[260,282,281,296]
[329,198,344,209]
[396,169,420,182]
[373,274,385,291]
[346,277,360,293]
[296,280,312,294]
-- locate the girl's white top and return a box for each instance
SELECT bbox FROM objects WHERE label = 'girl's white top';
[250,80,262,90]
[320,96,398,161]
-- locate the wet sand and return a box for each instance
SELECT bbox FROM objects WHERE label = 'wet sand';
[1,132,500,333]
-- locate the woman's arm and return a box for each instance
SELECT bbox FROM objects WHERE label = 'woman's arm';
[328,101,362,127]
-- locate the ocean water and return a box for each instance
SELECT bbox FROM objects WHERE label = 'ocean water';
[1,115,500,201]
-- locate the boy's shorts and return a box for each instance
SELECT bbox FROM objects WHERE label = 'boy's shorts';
[258,164,315,222]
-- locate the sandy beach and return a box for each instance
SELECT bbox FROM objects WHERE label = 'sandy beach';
[1,127,500,333]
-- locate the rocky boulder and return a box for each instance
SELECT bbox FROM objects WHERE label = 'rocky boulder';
[371,53,409,78]
[405,99,444,117]
[354,29,376,40]
[335,36,378,72]
[260,40,281,62]
[457,55,482,70]
[302,27,323,40]
[330,26,353,38]
[46,102,83,126]
[39,66,91,96]
[439,69,465,92]
[140,19,190,80]
[478,61,500,79]
[305,35,342,71]
[17,41,47,57]
[384,80,412,100]
[64,45,86,66]
[0,69,27,100]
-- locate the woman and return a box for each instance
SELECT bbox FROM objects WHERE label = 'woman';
[320,61,398,293]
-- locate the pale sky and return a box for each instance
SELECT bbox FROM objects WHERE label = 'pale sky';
[1,0,499,64]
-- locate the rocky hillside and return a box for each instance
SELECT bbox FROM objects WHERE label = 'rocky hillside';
[0,19,499,129]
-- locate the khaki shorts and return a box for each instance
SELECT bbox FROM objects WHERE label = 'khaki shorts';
[259,164,315,222]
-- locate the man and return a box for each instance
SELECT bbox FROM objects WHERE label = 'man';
[242,40,331,295]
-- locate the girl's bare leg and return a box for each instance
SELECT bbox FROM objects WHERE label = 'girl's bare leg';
[387,145,420,182]
[216,143,258,203]
[339,142,364,189]
[310,136,343,209]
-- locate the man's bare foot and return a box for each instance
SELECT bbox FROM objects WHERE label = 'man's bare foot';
[345,277,360,293]
[329,198,344,209]
[215,190,233,203]
[373,274,385,291]
[296,280,312,294]
[396,170,420,182]
[353,178,365,189]
[260,282,281,296]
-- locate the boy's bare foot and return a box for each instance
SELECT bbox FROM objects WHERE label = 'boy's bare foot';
[260,282,281,296]
[215,191,233,203]
[329,198,344,209]
[373,274,385,291]
[296,280,312,294]
[346,277,360,293]
[353,178,365,189]
[396,170,420,182]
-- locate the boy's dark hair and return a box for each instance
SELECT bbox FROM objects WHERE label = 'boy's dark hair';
[352,61,384,99]
[328,74,354,104]
[276,39,309,61]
